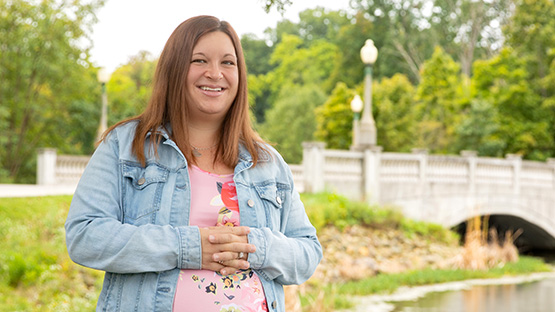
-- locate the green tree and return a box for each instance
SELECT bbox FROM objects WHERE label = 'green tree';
[0,0,104,182]
[315,82,356,150]
[454,99,505,156]
[415,46,465,153]
[241,33,274,76]
[267,34,339,99]
[374,74,417,152]
[107,51,155,125]
[504,0,555,98]
[351,0,513,82]
[250,33,339,125]
[260,85,326,163]
[471,48,552,159]
[503,0,555,155]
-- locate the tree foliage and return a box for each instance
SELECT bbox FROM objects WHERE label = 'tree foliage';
[260,85,326,163]
[107,51,155,125]
[414,46,465,153]
[315,82,356,150]
[470,48,552,159]
[350,0,513,82]
[0,0,104,182]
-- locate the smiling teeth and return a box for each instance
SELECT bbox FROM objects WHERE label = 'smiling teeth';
[200,86,222,91]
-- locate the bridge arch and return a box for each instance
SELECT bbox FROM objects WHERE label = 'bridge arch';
[390,193,555,250]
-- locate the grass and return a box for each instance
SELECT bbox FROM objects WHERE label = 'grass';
[336,256,552,296]
[301,192,458,244]
[0,196,103,311]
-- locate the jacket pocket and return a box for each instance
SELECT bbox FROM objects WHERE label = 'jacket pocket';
[254,182,289,230]
[122,162,169,225]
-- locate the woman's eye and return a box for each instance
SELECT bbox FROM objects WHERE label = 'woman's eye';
[191,59,206,64]
[223,60,236,66]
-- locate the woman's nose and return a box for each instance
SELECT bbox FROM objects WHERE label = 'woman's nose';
[205,64,223,80]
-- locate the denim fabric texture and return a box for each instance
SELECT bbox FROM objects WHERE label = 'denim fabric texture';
[65,121,323,312]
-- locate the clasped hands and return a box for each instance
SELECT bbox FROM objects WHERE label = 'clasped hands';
[200,226,255,275]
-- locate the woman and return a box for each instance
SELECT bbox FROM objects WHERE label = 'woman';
[65,15,322,312]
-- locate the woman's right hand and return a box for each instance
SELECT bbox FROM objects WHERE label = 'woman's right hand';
[199,226,256,275]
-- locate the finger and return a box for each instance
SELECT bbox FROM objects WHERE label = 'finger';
[219,260,250,275]
[212,243,255,260]
[208,226,250,237]
[212,248,250,263]
[210,227,251,243]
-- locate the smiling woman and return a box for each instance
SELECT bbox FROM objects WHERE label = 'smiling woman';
[65,15,322,312]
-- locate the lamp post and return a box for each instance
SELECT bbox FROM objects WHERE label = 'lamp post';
[96,68,110,142]
[350,94,363,149]
[357,39,378,150]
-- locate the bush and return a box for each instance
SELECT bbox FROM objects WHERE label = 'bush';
[302,192,455,244]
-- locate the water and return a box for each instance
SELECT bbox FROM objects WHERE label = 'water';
[391,276,555,312]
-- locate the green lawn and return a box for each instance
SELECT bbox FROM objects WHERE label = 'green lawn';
[0,196,103,311]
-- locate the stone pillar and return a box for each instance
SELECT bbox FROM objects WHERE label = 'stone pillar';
[412,148,428,220]
[506,153,522,196]
[363,146,382,204]
[37,148,57,185]
[302,142,326,193]
[547,158,555,190]
[461,150,478,215]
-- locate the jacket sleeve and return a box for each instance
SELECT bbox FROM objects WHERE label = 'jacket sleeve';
[65,130,201,273]
[246,160,323,285]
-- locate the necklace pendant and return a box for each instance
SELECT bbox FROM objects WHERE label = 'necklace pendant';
[193,149,202,157]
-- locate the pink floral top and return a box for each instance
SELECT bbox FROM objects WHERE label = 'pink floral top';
[172,165,268,312]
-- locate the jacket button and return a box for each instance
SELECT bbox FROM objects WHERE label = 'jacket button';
[276,196,282,205]
[137,178,146,185]
[271,301,277,309]
[247,199,254,207]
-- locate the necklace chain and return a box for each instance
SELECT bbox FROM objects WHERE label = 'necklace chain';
[191,143,218,151]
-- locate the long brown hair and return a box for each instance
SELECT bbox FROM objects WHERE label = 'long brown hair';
[103,15,266,167]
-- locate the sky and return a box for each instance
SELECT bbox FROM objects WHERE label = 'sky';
[90,0,352,73]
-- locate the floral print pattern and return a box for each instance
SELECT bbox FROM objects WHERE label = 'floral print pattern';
[172,166,267,312]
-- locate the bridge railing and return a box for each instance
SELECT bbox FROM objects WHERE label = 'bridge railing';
[37,145,555,205]
[300,143,555,205]
[37,148,89,185]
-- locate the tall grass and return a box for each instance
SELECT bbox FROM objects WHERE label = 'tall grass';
[454,214,520,270]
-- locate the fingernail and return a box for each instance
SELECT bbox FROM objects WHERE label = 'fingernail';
[213,255,219,261]
[209,235,215,242]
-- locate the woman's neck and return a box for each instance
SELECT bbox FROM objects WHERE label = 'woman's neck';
[187,123,234,175]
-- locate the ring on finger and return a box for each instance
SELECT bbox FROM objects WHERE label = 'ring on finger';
[238,252,244,259]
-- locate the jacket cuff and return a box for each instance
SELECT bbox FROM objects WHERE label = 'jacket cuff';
[247,228,267,270]
[177,226,202,269]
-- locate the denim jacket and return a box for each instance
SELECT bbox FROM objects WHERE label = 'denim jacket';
[65,121,322,312]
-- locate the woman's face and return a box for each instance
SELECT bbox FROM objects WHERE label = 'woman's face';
[186,31,239,124]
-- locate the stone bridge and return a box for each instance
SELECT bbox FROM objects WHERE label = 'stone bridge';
[294,143,555,250]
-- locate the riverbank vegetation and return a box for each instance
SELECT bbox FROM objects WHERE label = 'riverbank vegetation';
[1,194,552,311]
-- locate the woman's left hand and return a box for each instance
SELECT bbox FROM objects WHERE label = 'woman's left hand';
[200,226,256,275]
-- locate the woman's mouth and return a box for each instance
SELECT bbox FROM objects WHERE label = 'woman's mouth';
[199,86,224,92]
